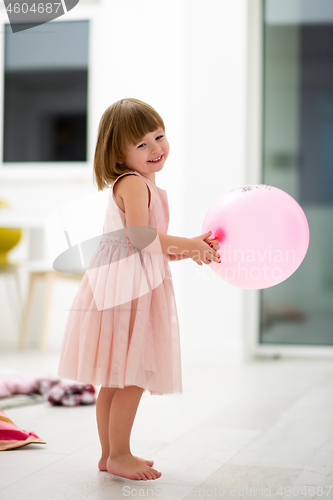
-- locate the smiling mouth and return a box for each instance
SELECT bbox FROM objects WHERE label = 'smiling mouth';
[148,154,163,163]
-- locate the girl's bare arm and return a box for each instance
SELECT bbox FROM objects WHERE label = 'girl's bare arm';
[167,253,190,261]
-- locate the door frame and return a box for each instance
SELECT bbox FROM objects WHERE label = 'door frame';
[244,0,333,360]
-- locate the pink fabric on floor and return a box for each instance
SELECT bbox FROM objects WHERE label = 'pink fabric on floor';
[44,382,96,406]
[0,409,46,451]
[0,375,96,406]
[0,374,56,398]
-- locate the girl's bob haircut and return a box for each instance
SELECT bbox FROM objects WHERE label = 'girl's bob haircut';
[93,98,165,191]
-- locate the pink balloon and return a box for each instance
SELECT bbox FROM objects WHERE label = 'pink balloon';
[202,185,310,289]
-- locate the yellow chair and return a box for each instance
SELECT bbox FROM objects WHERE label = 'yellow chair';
[18,190,107,354]
[0,199,23,334]
[0,199,84,354]
[18,260,84,354]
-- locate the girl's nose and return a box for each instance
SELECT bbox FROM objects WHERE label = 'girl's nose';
[151,149,162,157]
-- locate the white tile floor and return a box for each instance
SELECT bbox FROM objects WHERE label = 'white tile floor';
[0,343,333,500]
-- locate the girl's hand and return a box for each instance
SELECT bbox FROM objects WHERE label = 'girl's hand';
[204,236,220,253]
[189,231,221,266]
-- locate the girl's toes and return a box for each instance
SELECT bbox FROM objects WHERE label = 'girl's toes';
[138,457,154,466]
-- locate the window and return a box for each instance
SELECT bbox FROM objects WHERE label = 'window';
[260,0,333,346]
[3,20,89,163]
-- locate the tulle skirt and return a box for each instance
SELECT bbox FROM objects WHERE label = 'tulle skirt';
[57,234,183,396]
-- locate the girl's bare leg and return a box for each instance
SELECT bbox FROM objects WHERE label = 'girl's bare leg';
[106,385,162,480]
[96,386,155,471]
[96,387,117,470]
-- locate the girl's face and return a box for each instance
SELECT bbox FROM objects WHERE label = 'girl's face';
[121,128,169,177]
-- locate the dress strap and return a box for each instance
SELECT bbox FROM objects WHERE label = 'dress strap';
[111,172,136,255]
[112,171,152,209]
[111,171,152,257]
[110,171,154,292]
[112,171,136,210]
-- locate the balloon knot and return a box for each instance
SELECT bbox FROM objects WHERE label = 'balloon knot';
[215,229,226,242]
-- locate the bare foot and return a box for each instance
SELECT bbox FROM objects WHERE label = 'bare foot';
[98,455,154,472]
[106,453,162,480]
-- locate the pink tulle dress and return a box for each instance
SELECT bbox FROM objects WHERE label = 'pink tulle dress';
[57,170,183,396]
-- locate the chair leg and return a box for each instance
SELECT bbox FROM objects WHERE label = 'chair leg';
[3,273,11,305]
[4,273,18,332]
[18,272,37,351]
[40,272,55,355]
[13,268,23,331]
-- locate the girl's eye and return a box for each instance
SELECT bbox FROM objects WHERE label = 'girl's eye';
[137,135,164,148]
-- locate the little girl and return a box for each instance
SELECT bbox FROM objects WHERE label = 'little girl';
[57,98,220,481]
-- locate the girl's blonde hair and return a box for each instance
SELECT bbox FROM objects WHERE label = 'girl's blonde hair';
[93,98,165,191]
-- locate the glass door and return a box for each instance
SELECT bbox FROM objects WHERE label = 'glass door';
[260,0,333,346]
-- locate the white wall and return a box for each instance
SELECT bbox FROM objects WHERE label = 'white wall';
[0,0,248,356]
[180,1,247,351]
